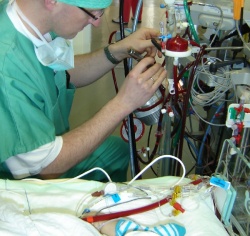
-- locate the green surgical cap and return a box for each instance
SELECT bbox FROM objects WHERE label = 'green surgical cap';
[57,0,112,9]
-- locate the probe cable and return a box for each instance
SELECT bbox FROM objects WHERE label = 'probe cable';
[81,196,171,223]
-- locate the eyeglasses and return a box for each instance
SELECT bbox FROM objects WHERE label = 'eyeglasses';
[78,7,104,21]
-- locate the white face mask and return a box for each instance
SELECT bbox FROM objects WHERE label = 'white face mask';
[14,2,74,71]
[34,37,74,71]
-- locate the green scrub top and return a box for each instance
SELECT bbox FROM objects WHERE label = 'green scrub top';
[0,0,75,175]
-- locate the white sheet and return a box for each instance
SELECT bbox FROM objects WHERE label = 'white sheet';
[0,177,229,236]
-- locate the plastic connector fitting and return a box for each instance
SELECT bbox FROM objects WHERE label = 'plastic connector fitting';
[173,202,185,213]
[172,209,181,216]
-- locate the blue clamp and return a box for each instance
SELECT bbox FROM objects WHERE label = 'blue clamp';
[210,176,231,190]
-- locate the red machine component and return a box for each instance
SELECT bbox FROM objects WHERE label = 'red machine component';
[166,34,189,52]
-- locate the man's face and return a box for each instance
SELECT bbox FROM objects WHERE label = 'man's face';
[52,3,103,39]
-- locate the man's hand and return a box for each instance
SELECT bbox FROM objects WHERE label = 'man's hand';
[109,28,163,62]
[115,57,167,115]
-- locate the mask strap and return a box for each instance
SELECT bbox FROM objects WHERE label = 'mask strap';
[9,0,15,5]
[14,2,53,50]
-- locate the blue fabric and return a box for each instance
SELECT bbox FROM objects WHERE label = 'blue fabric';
[115,219,186,236]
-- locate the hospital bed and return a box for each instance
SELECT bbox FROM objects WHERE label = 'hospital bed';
[0,176,230,235]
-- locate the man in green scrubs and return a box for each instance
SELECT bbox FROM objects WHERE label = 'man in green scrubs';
[0,0,167,182]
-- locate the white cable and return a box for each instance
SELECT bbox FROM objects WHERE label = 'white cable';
[208,6,223,47]
[62,167,112,183]
[127,155,186,186]
[22,167,112,183]
[190,54,234,128]
[236,20,250,52]
[193,2,224,47]
[189,100,226,127]
[191,57,233,107]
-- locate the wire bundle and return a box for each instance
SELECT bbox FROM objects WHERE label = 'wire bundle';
[191,57,233,107]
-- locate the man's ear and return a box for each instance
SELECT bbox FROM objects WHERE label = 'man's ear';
[44,0,57,11]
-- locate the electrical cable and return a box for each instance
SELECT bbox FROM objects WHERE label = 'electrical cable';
[56,167,112,183]
[183,136,198,176]
[23,167,112,183]
[192,2,224,47]
[213,91,230,170]
[184,135,199,158]
[196,101,225,174]
[128,155,186,186]
[189,89,233,127]
[207,6,223,48]
[217,23,250,46]
[189,102,226,127]
[236,20,250,51]
[185,164,196,177]
[190,59,233,107]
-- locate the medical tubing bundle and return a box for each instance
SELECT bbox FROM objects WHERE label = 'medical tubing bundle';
[109,38,140,176]
[196,101,225,174]
[168,64,193,165]
[81,155,186,223]
[176,45,206,176]
[82,196,171,223]
[108,2,167,166]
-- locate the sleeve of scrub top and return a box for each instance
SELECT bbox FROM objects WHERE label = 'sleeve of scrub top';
[5,136,63,179]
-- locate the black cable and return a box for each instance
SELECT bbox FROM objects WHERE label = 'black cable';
[185,135,197,162]
[218,23,250,45]
[119,0,140,177]
[185,164,196,177]
[213,92,229,171]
